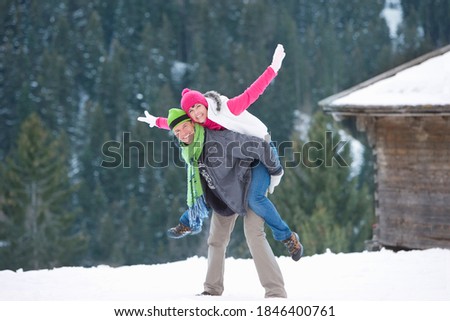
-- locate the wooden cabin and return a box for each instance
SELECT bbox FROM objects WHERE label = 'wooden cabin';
[319,45,450,250]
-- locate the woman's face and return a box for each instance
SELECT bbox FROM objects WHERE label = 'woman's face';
[188,103,207,124]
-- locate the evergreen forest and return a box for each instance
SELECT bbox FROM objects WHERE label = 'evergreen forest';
[1,0,449,270]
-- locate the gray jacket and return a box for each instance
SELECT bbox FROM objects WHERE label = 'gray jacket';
[199,128,282,216]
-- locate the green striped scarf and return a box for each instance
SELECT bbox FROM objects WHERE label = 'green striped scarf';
[180,124,209,230]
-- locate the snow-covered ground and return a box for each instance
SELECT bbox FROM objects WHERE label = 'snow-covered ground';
[381,0,403,39]
[1,248,449,320]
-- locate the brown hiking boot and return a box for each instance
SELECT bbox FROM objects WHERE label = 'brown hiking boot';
[166,223,192,239]
[282,232,303,261]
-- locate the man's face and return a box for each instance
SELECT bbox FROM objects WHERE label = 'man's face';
[188,103,207,124]
[173,121,195,144]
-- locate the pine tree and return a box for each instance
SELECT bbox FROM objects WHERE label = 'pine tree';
[79,10,106,99]
[0,113,87,270]
[400,0,450,49]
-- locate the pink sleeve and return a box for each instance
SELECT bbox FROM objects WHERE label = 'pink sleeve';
[227,66,277,116]
[155,117,170,130]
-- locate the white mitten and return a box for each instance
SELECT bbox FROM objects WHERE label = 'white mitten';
[268,169,284,194]
[270,44,286,73]
[137,110,157,127]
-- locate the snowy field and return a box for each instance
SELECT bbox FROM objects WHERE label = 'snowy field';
[1,248,449,320]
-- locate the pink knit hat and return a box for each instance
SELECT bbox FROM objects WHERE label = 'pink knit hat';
[180,88,208,112]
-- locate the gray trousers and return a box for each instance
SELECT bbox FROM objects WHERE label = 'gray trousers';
[203,209,287,298]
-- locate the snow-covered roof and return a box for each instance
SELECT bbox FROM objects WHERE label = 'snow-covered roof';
[320,44,450,115]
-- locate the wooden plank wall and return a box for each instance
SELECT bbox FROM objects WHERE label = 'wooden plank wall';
[374,116,450,249]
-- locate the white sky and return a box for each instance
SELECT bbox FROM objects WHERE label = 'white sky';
[332,51,450,106]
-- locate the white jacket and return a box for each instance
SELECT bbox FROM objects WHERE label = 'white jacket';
[205,91,270,141]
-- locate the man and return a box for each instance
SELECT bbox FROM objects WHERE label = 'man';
[166,108,303,298]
